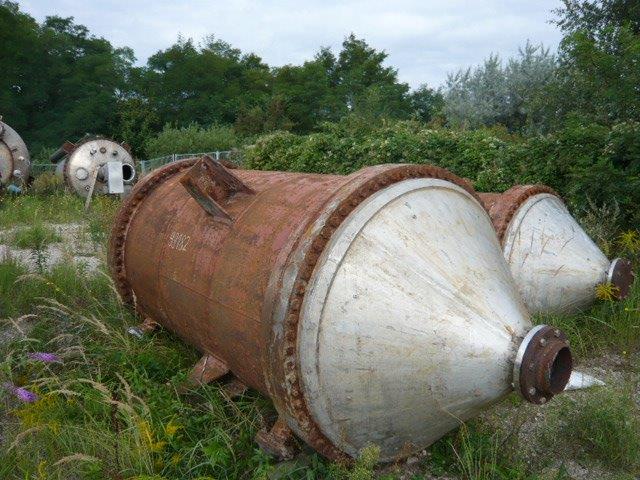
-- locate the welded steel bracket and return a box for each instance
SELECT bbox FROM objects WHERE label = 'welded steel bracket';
[180,155,254,223]
[255,417,296,460]
[182,354,230,392]
[50,141,76,163]
[223,378,248,398]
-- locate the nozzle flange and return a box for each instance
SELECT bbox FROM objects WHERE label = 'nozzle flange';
[514,324,572,404]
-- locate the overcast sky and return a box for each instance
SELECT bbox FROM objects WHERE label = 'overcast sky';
[18,0,563,89]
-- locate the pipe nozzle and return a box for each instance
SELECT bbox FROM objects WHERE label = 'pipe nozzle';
[607,258,635,300]
[513,325,573,404]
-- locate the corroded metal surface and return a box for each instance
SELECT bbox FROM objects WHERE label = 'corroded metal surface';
[0,119,30,185]
[607,257,635,300]
[479,186,635,314]
[52,137,136,197]
[513,325,572,404]
[109,160,570,461]
[479,185,557,245]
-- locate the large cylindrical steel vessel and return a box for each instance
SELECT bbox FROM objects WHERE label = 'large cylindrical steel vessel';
[480,186,635,315]
[109,157,572,462]
[51,137,136,197]
[0,119,30,185]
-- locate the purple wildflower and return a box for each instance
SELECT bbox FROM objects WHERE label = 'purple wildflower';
[28,352,61,363]
[13,387,38,403]
[2,382,38,403]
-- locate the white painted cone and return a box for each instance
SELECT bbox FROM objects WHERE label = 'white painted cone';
[564,370,605,391]
[503,193,615,314]
[298,178,536,460]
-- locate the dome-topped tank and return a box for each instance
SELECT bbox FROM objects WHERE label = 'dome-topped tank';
[480,186,635,315]
[51,136,136,197]
[0,119,31,186]
[109,157,572,461]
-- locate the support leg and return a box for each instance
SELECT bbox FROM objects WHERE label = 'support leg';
[255,417,296,460]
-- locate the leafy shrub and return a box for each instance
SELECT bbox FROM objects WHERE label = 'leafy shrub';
[144,124,239,158]
[244,116,640,229]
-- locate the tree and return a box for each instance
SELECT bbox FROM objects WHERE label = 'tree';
[443,43,557,132]
[409,85,444,123]
[238,35,417,135]
[550,0,640,124]
[333,34,411,118]
[141,35,271,129]
[0,2,133,152]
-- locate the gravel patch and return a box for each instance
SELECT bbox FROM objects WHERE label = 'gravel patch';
[0,222,104,272]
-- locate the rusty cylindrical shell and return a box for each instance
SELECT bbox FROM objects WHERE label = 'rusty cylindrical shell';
[54,137,136,197]
[109,160,571,461]
[0,120,30,185]
[479,186,635,314]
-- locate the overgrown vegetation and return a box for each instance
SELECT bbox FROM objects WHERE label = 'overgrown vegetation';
[10,223,61,250]
[4,0,638,160]
[144,124,240,158]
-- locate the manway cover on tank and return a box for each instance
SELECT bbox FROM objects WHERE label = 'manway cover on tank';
[0,119,31,185]
[480,186,635,315]
[109,157,573,462]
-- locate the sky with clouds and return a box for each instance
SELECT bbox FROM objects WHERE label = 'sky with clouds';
[18,0,564,89]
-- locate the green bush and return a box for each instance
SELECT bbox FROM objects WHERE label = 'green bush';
[244,116,640,228]
[144,124,240,158]
[29,172,64,195]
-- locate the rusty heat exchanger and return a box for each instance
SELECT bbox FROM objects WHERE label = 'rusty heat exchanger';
[108,156,572,462]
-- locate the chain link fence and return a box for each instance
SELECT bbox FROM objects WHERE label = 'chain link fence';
[137,151,233,177]
[29,150,237,180]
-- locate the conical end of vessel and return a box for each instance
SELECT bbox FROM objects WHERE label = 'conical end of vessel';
[482,186,620,314]
[607,257,635,300]
[295,171,573,461]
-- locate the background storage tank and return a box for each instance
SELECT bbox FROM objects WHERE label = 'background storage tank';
[50,136,137,198]
[480,186,634,315]
[0,118,31,186]
[108,157,573,462]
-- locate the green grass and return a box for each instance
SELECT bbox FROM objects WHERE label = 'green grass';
[544,386,640,474]
[0,191,120,233]
[0,262,348,479]
[11,223,62,250]
[537,279,640,357]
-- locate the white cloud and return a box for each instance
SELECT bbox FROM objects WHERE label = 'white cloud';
[18,0,563,88]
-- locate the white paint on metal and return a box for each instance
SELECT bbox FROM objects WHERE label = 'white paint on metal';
[75,167,89,180]
[58,139,135,197]
[106,161,125,194]
[503,194,610,314]
[564,370,605,391]
[0,120,30,185]
[299,178,532,461]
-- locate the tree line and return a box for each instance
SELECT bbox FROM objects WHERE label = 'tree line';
[0,0,638,160]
